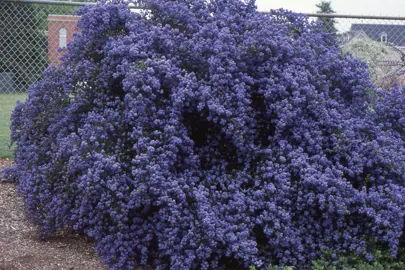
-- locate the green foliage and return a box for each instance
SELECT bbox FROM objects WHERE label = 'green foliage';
[0,3,48,91]
[311,249,405,270]
[0,93,27,158]
[252,249,405,270]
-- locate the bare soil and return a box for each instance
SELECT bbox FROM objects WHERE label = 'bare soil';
[0,159,107,270]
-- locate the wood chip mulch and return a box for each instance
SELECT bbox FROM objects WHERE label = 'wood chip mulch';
[0,159,107,270]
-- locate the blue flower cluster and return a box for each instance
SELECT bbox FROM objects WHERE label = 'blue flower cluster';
[6,0,405,269]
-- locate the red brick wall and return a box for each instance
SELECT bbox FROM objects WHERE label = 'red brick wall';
[47,15,80,65]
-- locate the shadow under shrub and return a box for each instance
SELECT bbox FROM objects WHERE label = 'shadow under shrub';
[6,0,405,269]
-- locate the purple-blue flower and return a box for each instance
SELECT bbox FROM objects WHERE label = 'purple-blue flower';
[5,0,405,269]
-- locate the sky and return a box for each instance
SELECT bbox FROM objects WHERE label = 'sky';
[255,0,405,16]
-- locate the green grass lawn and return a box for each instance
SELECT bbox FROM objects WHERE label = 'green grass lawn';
[0,93,27,159]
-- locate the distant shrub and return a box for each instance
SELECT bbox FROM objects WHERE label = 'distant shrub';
[6,0,405,269]
[342,36,400,87]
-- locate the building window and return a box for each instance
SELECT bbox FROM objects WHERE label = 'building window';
[380,32,388,43]
[59,28,67,49]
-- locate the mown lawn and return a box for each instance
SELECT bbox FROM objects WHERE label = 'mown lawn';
[0,93,27,159]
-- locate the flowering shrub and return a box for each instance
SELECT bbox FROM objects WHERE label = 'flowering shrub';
[6,0,405,269]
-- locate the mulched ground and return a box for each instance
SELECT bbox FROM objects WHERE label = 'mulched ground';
[0,159,107,270]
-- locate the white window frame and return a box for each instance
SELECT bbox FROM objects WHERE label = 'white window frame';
[59,28,67,49]
[380,32,388,43]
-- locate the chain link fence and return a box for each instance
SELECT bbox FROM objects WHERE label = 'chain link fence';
[2,0,405,93]
[0,0,90,93]
[1,1,405,158]
[0,0,89,157]
[310,13,405,89]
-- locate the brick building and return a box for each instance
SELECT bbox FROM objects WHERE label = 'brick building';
[47,15,80,65]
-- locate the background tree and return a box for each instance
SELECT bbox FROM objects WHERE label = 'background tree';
[316,1,338,35]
